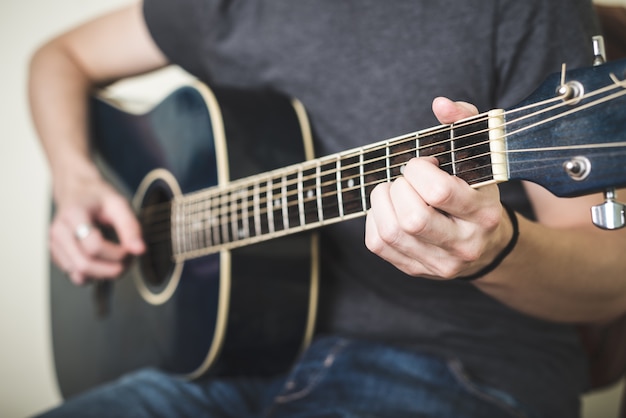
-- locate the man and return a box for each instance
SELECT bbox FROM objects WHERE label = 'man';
[29,1,626,416]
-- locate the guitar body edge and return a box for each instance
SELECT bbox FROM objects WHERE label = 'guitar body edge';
[50,82,318,398]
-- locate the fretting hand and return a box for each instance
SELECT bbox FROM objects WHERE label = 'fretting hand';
[365,97,514,280]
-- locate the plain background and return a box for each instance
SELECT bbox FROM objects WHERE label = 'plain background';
[1,0,625,416]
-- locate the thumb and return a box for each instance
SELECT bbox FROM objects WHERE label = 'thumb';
[432,96,479,124]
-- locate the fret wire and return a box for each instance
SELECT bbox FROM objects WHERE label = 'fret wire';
[416,134,420,157]
[212,194,221,245]
[241,187,250,238]
[231,189,237,241]
[219,189,230,244]
[220,191,230,244]
[253,181,261,237]
[297,167,305,226]
[176,200,183,254]
[267,179,275,234]
[186,199,192,253]
[197,198,204,251]
[181,202,189,252]
[359,147,366,212]
[173,199,181,256]
[193,199,200,250]
[184,199,190,254]
[186,200,192,252]
[192,198,199,252]
[204,194,212,247]
[316,161,323,222]
[450,125,457,176]
[281,174,289,230]
[336,157,344,218]
[385,140,391,182]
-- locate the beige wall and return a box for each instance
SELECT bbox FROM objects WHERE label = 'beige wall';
[0,2,131,416]
[1,0,624,417]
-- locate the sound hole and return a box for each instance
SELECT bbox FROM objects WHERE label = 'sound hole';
[138,179,175,293]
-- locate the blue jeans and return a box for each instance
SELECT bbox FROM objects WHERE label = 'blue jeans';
[36,336,538,418]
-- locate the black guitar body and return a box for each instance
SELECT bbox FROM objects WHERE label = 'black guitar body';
[50,83,317,398]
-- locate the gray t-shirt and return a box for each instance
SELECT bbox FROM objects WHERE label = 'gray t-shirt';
[143,1,599,415]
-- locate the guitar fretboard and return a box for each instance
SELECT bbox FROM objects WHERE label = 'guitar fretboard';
[172,110,507,261]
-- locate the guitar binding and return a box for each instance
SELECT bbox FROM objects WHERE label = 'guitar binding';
[132,168,183,305]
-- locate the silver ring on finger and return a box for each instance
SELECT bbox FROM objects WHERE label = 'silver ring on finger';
[74,223,93,241]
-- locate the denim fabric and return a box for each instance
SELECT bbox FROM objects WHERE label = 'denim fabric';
[36,336,539,418]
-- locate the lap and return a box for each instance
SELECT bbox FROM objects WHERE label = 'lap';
[35,336,539,418]
[36,368,280,418]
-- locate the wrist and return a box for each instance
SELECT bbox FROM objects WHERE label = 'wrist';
[456,204,519,282]
[51,156,103,203]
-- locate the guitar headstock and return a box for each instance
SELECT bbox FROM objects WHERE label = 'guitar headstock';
[505,38,626,229]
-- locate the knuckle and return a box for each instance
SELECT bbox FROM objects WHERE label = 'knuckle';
[107,193,132,212]
[72,257,89,274]
[82,242,100,257]
[81,234,104,257]
[437,261,464,279]
[481,206,502,231]
[399,212,429,236]
[425,185,453,207]
[365,232,385,255]
[377,222,402,246]
[458,244,482,264]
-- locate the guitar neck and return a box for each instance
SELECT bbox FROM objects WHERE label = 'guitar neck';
[171,110,508,261]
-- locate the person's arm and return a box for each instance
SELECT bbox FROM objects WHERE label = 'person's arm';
[476,181,626,323]
[365,97,626,324]
[29,2,169,285]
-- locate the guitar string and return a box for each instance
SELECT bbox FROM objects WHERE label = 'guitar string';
[138,95,563,220]
[138,79,626,251]
[163,90,626,255]
[179,79,626,221]
[144,146,626,254]
[140,83,604,223]
[149,81,626,252]
[159,76,626,226]
[143,143,626,251]
[172,72,626,218]
[145,145,626,248]
[147,72,626,221]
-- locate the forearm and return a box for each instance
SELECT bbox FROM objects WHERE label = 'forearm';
[28,3,168,201]
[475,213,626,323]
[28,39,102,199]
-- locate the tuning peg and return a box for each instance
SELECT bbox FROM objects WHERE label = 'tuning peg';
[592,188,626,230]
[592,35,606,66]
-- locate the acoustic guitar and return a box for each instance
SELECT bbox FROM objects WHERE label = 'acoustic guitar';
[50,57,626,398]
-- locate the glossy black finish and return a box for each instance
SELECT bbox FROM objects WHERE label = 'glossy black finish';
[50,85,313,397]
[506,58,626,197]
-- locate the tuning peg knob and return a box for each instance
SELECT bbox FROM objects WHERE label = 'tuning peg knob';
[592,35,606,66]
[592,188,626,230]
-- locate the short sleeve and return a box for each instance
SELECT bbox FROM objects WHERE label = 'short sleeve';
[493,0,599,109]
[142,0,206,78]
